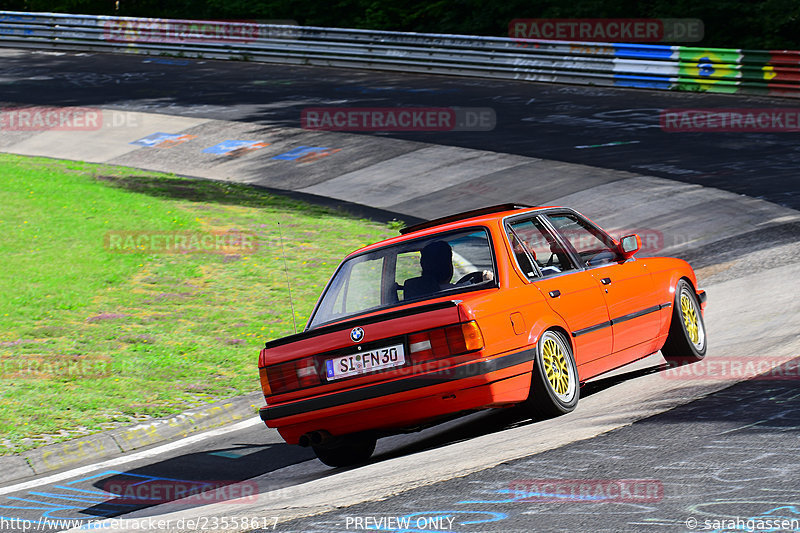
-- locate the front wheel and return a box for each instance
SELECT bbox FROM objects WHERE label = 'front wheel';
[661,279,707,365]
[312,434,376,468]
[523,329,579,419]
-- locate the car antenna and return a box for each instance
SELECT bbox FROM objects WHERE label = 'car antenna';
[277,222,298,335]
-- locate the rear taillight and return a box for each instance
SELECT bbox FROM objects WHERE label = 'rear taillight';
[258,366,272,396]
[408,321,484,364]
[461,320,483,351]
[296,359,319,388]
[258,349,272,396]
[259,321,484,396]
[262,356,321,395]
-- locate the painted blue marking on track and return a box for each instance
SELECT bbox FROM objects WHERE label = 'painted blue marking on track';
[208,450,243,459]
[0,503,56,510]
[27,492,107,504]
[0,469,208,524]
[1,496,117,520]
[52,485,110,496]
[64,470,126,483]
[130,132,184,147]
[272,146,328,160]
[202,140,266,154]
[458,488,532,504]
[75,470,188,483]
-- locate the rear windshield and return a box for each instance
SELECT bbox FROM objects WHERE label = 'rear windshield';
[307,228,496,329]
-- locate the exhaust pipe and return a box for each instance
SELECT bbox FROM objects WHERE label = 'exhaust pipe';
[309,430,331,446]
[310,430,332,446]
[299,430,332,447]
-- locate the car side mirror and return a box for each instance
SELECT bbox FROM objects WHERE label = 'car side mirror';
[619,234,641,259]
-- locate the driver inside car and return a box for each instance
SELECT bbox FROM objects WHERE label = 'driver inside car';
[404,241,493,299]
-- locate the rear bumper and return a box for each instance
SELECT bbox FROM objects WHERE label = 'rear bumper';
[260,348,535,444]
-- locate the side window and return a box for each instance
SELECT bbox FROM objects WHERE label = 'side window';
[449,231,494,279]
[395,251,421,301]
[400,229,495,302]
[507,218,575,277]
[546,214,622,267]
[309,228,495,329]
[507,226,537,277]
[340,257,383,312]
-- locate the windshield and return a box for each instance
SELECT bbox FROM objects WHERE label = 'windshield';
[307,228,496,329]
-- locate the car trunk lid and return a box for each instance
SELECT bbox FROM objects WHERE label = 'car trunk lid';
[259,300,472,400]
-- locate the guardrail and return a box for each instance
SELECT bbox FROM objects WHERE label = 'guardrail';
[1,11,799,98]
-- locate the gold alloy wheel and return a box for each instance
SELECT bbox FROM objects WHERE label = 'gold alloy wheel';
[541,332,575,401]
[680,289,705,349]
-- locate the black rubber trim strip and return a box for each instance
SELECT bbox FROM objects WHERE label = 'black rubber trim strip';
[697,290,707,304]
[611,304,663,325]
[260,348,535,421]
[572,302,672,338]
[263,300,458,349]
[572,321,612,338]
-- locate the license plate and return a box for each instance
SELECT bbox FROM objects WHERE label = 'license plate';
[325,343,406,381]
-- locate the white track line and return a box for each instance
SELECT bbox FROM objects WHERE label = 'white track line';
[0,417,262,496]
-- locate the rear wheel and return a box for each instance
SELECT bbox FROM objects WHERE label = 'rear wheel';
[661,279,707,365]
[524,329,579,418]
[312,434,376,467]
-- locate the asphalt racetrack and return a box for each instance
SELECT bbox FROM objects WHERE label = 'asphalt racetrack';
[0,48,799,533]
[1,49,799,209]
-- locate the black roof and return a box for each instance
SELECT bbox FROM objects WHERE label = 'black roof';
[399,203,534,235]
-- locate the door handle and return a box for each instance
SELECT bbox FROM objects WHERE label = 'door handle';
[548,290,561,298]
[600,277,611,285]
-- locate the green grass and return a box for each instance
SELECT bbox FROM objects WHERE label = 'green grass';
[0,154,397,454]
